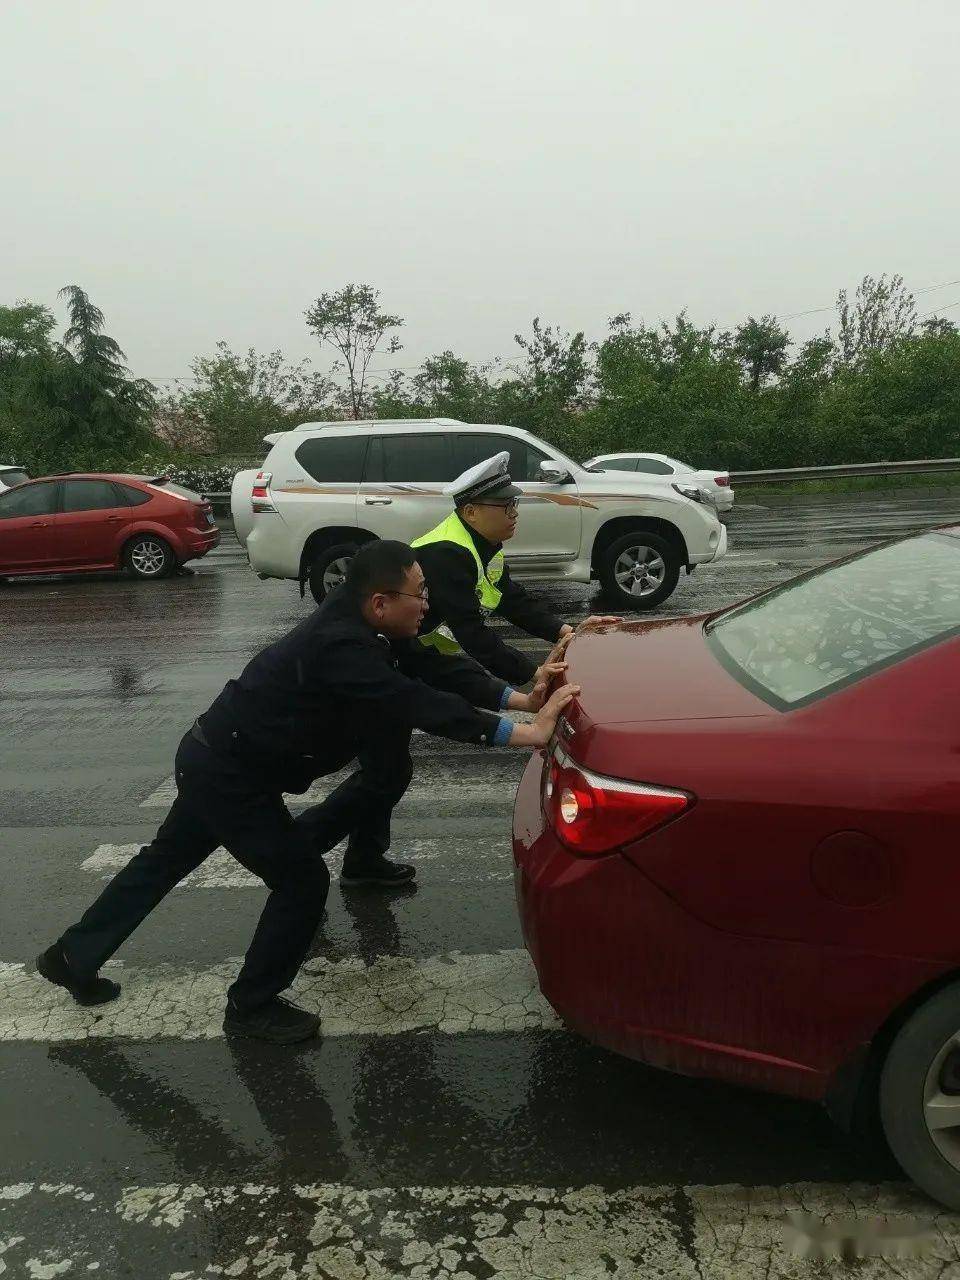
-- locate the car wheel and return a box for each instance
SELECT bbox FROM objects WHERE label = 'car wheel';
[125,534,175,580]
[598,531,680,611]
[308,542,360,605]
[879,981,960,1209]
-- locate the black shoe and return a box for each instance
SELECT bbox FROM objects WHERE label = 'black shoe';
[223,995,320,1044]
[36,943,121,1007]
[340,857,416,887]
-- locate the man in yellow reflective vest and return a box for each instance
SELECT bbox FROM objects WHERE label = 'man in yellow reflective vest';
[413,452,619,691]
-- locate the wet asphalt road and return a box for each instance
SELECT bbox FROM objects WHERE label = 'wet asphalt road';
[2,488,960,1277]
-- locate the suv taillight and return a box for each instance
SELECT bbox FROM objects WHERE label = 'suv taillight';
[252,471,277,513]
[543,746,692,855]
[714,475,729,486]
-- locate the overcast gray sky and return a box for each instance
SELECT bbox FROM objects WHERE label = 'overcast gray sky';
[3,0,959,389]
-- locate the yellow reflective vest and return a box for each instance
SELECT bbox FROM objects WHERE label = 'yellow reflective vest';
[412,512,504,654]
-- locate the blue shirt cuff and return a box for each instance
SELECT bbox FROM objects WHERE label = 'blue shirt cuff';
[493,717,514,747]
[499,685,516,709]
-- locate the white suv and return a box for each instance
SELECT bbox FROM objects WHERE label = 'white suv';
[234,418,727,610]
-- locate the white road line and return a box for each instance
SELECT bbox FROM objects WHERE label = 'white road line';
[82,838,513,886]
[0,949,559,1042]
[0,1181,952,1277]
[140,764,522,809]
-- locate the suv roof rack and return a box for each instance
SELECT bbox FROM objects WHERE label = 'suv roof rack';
[289,416,464,432]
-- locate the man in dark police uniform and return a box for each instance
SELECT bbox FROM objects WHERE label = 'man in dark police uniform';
[36,540,578,1044]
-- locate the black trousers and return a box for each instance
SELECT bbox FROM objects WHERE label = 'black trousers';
[59,726,413,1009]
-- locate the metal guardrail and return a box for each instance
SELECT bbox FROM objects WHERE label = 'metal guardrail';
[730,458,960,484]
[203,456,960,504]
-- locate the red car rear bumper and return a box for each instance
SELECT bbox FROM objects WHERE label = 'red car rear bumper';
[513,754,944,1104]
[174,527,220,560]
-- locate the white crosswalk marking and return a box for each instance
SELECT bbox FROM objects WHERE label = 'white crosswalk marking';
[1,950,559,1042]
[0,1181,952,1278]
[81,837,514,885]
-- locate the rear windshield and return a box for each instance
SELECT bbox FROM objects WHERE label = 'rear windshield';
[133,476,203,502]
[706,531,960,708]
[0,468,29,486]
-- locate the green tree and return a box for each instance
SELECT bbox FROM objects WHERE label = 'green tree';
[731,314,791,390]
[836,273,916,366]
[411,350,499,421]
[0,302,55,365]
[164,343,337,455]
[304,283,403,419]
[0,286,155,473]
[589,312,749,466]
[922,316,958,337]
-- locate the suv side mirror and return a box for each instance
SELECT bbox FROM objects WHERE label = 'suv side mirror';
[537,460,573,484]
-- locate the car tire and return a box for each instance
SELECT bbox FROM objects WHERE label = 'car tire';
[598,531,680,611]
[879,981,960,1209]
[308,542,361,605]
[124,534,175,580]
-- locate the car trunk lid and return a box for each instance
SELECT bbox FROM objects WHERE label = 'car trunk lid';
[562,617,773,728]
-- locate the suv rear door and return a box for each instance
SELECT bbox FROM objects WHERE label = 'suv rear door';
[451,431,582,562]
[286,433,368,544]
[358,433,456,542]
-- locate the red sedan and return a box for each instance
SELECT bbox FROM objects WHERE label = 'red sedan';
[514,527,960,1208]
[0,473,219,582]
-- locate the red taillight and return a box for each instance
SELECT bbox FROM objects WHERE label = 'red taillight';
[251,471,277,513]
[543,748,691,855]
[714,475,729,486]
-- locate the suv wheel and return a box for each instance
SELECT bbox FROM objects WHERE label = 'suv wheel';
[125,534,175,580]
[598,531,680,610]
[308,542,360,605]
[879,981,960,1209]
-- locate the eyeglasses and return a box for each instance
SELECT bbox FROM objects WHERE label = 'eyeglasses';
[386,591,430,606]
[476,499,520,513]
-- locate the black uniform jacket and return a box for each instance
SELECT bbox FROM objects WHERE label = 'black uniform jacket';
[415,521,564,687]
[198,584,509,791]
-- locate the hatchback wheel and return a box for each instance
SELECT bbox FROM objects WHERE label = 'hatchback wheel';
[308,542,361,605]
[879,981,960,1209]
[125,534,175,580]
[598,531,680,611]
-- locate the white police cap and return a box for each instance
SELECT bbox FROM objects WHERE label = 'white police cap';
[444,451,523,506]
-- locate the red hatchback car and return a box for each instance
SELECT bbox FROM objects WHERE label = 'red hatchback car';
[514,527,960,1208]
[0,473,219,582]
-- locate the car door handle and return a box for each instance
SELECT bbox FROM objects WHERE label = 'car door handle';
[106,515,122,522]
[364,498,393,506]
[30,521,49,528]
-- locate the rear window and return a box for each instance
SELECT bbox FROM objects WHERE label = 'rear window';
[0,468,29,487]
[117,483,152,507]
[295,435,367,483]
[130,476,203,501]
[62,479,125,512]
[706,532,960,708]
[364,434,454,483]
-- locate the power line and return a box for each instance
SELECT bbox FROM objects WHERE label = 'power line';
[921,299,960,318]
[782,276,960,322]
